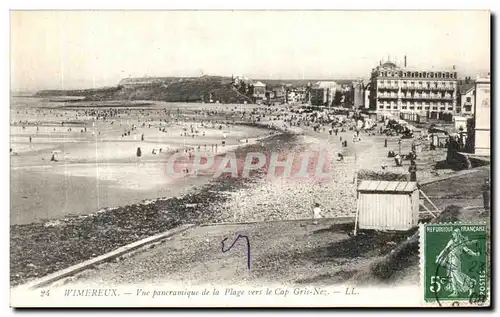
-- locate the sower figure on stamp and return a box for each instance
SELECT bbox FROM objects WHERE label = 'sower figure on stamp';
[436,229,480,297]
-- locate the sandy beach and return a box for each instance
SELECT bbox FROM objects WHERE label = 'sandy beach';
[9,97,477,287]
[10,97,271,225]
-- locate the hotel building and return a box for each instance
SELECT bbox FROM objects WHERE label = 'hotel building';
[369,59,458,114]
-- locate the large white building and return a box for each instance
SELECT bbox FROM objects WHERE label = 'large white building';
[473,75,491,156]
[310,81,337,106]
[353,79,370,109]
[369,60,458,115]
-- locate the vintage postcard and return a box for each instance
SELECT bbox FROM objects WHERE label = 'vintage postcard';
[9,10,491,308]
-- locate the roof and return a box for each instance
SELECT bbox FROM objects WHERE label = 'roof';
[316,81,337,89]
[458,83,475,95]
[428,127,449,134]
[381,61,398,69]
[358,181,418,193]
[253,81,266,87]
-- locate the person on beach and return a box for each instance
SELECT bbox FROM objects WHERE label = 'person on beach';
[480,179,490,215]
[408,159,417,181]
[312,203,322,225]
[395,153,402,167]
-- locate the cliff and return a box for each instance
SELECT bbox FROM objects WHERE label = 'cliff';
[35,76,252,104]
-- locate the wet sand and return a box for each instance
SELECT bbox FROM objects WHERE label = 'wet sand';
[10,98,271,225]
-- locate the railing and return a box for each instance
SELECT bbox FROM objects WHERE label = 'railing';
[379,85,399,89]
[378,94,398,99]
[378,94,454,100]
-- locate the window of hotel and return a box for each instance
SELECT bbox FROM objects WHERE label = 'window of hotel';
[430,73,434,78]
[445,72,449,78]
[466,97,471,102]
[425,106,430,110]
[399,71,403,76]
[403,72,407,77]
[402,106,407,109]
[423,73,427,78]
[418,81,422,85]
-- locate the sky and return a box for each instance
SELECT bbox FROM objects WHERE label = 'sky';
[10,10,491,91]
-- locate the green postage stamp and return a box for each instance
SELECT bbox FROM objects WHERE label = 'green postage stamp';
[420,223,489,307]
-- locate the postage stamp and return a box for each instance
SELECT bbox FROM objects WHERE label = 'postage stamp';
[9,10,492,308]
[420,223,489,307]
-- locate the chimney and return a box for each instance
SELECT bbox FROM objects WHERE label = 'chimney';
[404,55,407,68]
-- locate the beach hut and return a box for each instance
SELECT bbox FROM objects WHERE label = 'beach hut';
[354,180,419,233]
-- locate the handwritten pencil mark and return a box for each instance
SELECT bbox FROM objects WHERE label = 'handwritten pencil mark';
[221,234,251,270]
